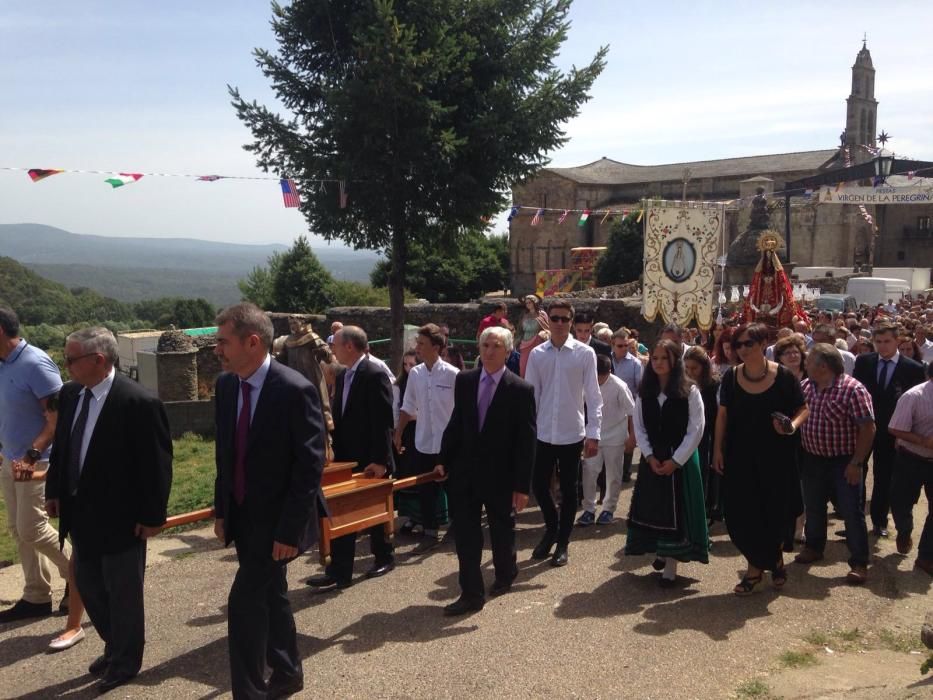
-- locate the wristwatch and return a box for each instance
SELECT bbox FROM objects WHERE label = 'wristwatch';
[24,447,42,464]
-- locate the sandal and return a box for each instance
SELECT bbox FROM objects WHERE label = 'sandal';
[734,574,764,596]
[772,563,787,589]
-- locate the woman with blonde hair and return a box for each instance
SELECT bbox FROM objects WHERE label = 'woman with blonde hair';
[517,294,549,377]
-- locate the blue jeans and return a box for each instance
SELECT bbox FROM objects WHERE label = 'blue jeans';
[801,451,869,568]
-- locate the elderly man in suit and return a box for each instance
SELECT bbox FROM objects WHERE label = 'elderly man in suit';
[45,327,172,694]
[307,325,395,591]
[853,321,926,536]
[213,303,326,700]
[434,325,537,615]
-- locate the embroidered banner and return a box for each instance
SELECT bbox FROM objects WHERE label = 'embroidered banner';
[642,202,723,330]
[536,269,582,297]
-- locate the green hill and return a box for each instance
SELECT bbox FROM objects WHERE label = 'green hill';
[0,256,133,325]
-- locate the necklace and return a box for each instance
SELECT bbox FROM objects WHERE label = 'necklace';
[742,362,769,382]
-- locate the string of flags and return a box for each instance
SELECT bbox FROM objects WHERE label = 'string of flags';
[506,204,645,227]
[3,166,352,210]
[841,147,878,231]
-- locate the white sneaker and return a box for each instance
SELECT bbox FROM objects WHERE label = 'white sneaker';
[48,627,85,652]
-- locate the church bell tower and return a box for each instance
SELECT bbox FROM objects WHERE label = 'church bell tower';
[845,39,878,153]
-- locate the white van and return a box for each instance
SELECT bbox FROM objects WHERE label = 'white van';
[845,277,910,307]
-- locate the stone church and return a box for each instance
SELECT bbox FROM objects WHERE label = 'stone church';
[509,43,933,296]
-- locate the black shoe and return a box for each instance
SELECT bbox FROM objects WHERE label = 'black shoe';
[834,529,847,538]
[531,532,557,560]
[365,560,395,578]
[267,673,304,699]
[489,580,512,598]
[88,655,109,676]
[306,574,351,590]
[651,557,666,571]
[871,526,889,538]
[622,473,632,483]
[58,584,69,615]
[0,599,53,624]
[550,545,568,567]
[443,597,484,616]
[97,673,135,694]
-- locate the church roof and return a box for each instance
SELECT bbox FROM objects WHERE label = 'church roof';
[545,149,839,185]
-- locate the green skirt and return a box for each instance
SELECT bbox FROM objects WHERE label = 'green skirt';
[625,450,710,564]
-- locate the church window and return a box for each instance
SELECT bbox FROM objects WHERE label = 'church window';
[919,216,931,231]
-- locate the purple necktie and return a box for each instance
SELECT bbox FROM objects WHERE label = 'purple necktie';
[233,381,251,505]
[477,374,494,429]
[341,369,355,416]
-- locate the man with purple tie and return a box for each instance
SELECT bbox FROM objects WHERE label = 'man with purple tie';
[434,326,537,615]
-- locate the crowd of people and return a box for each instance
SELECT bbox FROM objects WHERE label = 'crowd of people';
[0,290,932,697]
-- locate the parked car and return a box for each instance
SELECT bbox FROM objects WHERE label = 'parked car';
[815,294,858,314]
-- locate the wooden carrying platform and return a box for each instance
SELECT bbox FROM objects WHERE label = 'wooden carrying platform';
[162,461,443,567]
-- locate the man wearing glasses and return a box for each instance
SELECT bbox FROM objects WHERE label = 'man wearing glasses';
[0,307,71,625]
[610,328,643,482]
[525,300,602,567]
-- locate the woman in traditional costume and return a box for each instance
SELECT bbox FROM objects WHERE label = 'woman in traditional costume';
[625,339,709,588]
[713,323,808,595]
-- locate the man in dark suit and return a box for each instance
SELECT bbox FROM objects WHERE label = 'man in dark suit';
[853,321,926,536]
[213,303,326,700]
[573,311,611,358]
[45,327,172,694]
[307,325,395,590]
[434,325,537,615]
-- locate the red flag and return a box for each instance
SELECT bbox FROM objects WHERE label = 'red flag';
[531,208,543,226]
[28,169,64,182]
[280,179,300,208]
[558,209,569,224]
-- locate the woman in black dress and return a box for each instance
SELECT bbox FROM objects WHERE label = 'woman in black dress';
[713,323,809,595]
[684,345,722,524]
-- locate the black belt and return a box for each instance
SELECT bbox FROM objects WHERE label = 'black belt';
[897,447,933,464]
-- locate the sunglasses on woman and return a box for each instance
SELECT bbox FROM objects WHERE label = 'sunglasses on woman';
[733,339,758,349]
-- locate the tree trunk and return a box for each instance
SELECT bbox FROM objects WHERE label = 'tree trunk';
[387,228,408,373]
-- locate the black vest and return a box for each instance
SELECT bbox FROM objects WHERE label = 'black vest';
[641,392,689,461]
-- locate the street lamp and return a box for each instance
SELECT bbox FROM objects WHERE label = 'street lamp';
[874,148,895,183]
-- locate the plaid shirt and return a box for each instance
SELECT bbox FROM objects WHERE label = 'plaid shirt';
[800,374,874,457]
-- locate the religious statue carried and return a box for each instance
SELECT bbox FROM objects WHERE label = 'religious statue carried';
[740,232,808,326]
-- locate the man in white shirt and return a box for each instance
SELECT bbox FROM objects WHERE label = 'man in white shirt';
[578,354,635,526]
[915,324,933,364]
[813,325,855,375]
[610,328,642,481]
[395,324,459,547]
[525,300,602,567]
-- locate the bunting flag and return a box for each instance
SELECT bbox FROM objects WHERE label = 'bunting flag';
[636,209,644,223]
[578,209,590,227]
[558,209,569,224]
[197,175,223,182]
[280,178,300,208]
[531,208,543,226]
[338,180,348,209]
[507,206,519,222]
[27,168,64,182]
[600,210,612,224]
[104,173,144,189]
[907,171,916,181]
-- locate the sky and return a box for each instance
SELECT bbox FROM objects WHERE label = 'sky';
[1,1,931,249]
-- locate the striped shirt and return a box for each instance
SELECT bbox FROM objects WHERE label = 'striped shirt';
[800,374,874,457]
[888,379,933,459]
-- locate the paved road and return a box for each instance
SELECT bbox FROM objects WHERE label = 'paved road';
[0,490,930,699]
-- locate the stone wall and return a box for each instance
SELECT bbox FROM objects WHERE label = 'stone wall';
[164,400,215,439]
[155,351,199,402]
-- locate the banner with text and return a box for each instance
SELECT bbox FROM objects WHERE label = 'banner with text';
[820,184,933,205]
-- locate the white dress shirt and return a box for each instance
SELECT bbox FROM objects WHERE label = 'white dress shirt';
[611,352,643,397]
[366,353,396,385]
[400,359,459,454]
[71,367,116,474]
[597,374,635,446]
[525,337,603,444]
[921,339,933,364]
[237,353,272,423]
[840,347,856,376]
[633,384,705,466]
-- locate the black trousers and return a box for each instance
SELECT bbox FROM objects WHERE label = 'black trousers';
[532,440,583,546]
[890,449,933,561]
[73,539,146,680]
[868,436,897,528]
[327,527,394,583]
[450,486,517,601]
[415,450,442,531]
[228,503,301,700]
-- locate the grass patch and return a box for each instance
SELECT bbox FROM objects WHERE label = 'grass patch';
[0,434,215,567]
[735,679,772,698]
[778,650,818,669]
[803,630,830,646]
[837,628,862,643]
[878,628,921,653]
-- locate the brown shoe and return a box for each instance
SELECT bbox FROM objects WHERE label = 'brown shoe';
[915,559,933,577]
[794,547,824,564]
[896,533,913,555]
[845,566,868,585]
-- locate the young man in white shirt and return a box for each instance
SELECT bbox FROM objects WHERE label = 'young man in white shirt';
[578,354,635,526]
[915,324,933,364]
[525,300,603,567]
[610,328,642,481]
[395,324,459,547]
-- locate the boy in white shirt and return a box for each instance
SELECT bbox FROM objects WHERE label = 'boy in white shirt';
[578,354,635,526]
